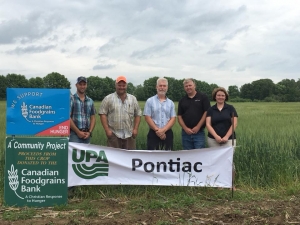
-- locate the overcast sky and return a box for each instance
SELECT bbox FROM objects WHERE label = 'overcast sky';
[1,0,299,94]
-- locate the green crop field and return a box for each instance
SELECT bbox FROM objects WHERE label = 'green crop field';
[1,101,300,200]
[91,101,300,188]
[1,101,300,224]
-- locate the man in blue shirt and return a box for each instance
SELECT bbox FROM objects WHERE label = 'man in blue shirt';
[143,77,176,150]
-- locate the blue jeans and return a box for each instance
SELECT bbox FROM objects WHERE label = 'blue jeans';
[181,129,205,150]
[69,131,90,144]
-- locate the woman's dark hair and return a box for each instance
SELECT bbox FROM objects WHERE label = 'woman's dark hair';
[212,87,229,101]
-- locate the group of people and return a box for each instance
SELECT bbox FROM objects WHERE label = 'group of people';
[70,76,238,150]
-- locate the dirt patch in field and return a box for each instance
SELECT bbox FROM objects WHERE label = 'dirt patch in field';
[1,195,299,224]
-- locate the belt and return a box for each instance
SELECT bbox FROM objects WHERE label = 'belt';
[79,128,89,132]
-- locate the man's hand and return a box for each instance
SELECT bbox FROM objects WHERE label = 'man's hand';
[132,128,138,139]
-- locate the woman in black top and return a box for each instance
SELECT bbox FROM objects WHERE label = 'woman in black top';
[206,87,238,147]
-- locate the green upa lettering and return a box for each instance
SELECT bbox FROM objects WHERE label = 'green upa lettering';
[72,149,108,163]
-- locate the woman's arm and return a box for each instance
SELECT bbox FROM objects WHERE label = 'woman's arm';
[206,116,222,143]
[222,117,238,141]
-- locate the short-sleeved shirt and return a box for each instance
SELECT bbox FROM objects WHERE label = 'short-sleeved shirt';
[143,95,176,129]
[206,103,238,139]
[70,93,96,129]
[177,91,210,129]
[99,92,142,139]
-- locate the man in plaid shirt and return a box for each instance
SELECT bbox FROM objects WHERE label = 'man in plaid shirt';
[70,76,96,144]
[99,75,141,150]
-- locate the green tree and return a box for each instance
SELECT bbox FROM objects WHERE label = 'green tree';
[251,79,275,100]
[43,72,70,89]
[102,76,115,99]
[85,76,115,101]
[228,85,240,99]
[127,82,136,95]
[143,76,159,99]
[275,79,300,102]
[164,77,184,101]
[85,76,103,101]
[195,80,211,96]
[209,83,219,100]
[240,83,253,100]
[6,73,29,88]
[134,84,146,101]
[28,77,44,88]
[0,75,7,99]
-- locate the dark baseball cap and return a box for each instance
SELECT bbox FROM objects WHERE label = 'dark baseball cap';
[76,76,87,84]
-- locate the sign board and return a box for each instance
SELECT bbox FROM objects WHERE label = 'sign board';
[4,137,68,207]
[68,142,233,187]
[6,88,70,136]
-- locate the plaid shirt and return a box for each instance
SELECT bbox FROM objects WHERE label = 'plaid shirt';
[70,93,96,130]
[99,92,142,139]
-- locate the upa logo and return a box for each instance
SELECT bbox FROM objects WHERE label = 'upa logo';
[7,164,24,199]
[72,149,109,179]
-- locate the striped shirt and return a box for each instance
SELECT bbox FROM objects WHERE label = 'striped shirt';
[70,93,96,130]
[143,95,176,128]
[99,92,142,139]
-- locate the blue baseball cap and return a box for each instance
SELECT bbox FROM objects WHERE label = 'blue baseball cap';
[76,76,87,84]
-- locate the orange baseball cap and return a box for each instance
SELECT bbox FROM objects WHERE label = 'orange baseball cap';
[116,75,127,83]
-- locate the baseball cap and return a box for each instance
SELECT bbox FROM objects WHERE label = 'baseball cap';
[76,76,87,84]
[116,76,127,83]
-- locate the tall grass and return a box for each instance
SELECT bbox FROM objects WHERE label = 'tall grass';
[1,101,300,201]
[91,101,300,188]
[233,102,300,187]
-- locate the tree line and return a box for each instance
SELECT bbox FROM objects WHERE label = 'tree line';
[1,72,300,102]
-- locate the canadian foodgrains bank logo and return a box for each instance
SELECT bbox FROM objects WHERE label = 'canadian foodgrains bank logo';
[72,149,109,179]
[8,165,24,199]
[20,101,56,123]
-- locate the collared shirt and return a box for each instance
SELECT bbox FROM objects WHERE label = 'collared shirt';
[70,93,96,129]
[206,102,238,139]
[178,91,210,129]
[143,94,176,128]
[99,92,142,139]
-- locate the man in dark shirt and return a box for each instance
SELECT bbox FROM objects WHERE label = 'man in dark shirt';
[177,78,210,150]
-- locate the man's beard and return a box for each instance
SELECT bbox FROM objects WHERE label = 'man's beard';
[158,90,167,95]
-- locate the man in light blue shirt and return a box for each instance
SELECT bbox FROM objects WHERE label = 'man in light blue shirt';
[143,77,176,150]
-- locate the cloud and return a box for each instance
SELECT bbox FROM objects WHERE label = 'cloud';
[222,25,250,40]
[0,1,299,94]
[236,66,246,72]
[76,46,90,54]
[207,49,227,54]
[93,64,116,70]
[0,11,63,44]
[130,39,181,59]
[6,45,56,54]
[179,5,247,35]
[207,43,227,54]
[216,60,227,69]
[98,37,123,56]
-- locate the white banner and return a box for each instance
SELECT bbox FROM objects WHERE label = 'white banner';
[68,143,234,188]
